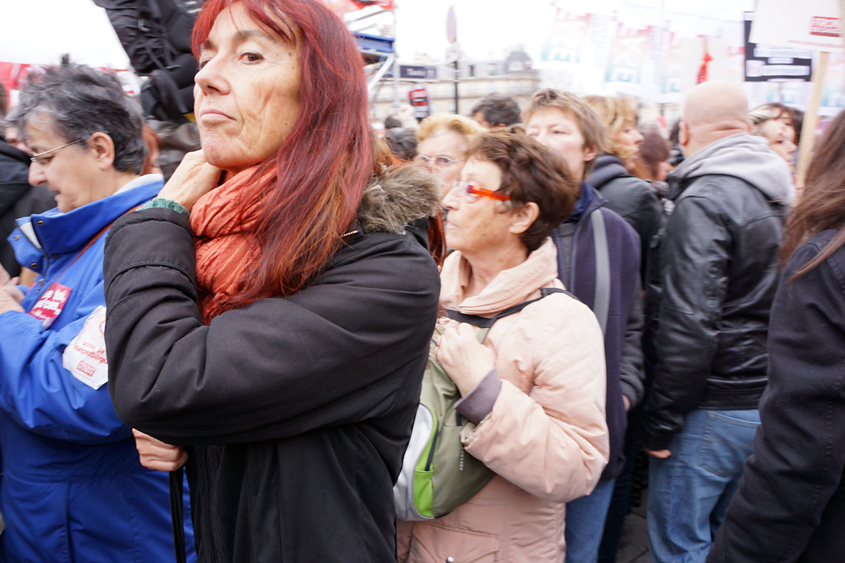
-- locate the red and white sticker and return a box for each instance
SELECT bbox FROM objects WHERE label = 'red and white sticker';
[62,306,109,390]
[28,282,72,329]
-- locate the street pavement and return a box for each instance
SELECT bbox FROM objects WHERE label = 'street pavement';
[617,496,652,563]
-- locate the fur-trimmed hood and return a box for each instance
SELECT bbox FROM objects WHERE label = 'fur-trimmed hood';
[358,164,442,234]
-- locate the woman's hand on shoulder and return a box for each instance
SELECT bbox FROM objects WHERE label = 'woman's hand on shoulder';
[436,321,495,396]
[0,276,24,315]
[157,150,223,212]
[132,429,188,472]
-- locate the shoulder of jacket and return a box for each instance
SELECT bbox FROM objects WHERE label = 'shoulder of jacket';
[598,207,640,244]
[796,232,845,290]
[515,290,599,342]
[679,174,759,200]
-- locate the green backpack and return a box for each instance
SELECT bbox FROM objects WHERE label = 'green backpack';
[394,288,566,521]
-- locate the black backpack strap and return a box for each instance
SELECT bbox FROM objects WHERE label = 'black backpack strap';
[446,287,570,328]
[170,468,187,563]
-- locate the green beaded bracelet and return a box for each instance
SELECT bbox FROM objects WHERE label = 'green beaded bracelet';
[140,198,190,218]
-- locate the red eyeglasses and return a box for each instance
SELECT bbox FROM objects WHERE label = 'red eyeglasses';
[450,181,511,202]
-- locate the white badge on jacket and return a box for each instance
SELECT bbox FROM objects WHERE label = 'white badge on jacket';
[62,306,109,390]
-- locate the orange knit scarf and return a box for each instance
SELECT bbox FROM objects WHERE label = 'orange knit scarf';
[190,165,272,324]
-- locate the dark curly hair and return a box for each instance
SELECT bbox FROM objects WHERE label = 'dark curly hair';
[471,94,522,128]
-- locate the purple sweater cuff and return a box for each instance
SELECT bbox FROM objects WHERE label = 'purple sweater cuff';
[455,369,502,425]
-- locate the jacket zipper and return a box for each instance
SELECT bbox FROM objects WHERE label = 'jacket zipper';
[424,425,441,471]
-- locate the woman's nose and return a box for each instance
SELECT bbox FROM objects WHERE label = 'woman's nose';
[441,183,459,209]
[633,129,644,144]
[535,131,550,148]
[194,56,229,97]
[28,162,46,186]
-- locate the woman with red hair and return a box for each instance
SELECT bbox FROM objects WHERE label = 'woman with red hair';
[101,0,442,561]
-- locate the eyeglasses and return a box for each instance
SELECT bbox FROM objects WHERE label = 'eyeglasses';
[30,138,87,167]
[414,155,464,168]
[449,180,511,203]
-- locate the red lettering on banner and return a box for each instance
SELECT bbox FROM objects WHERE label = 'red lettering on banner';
[76,361,96,378]
[28,282,72,329]
[810,16,841,37]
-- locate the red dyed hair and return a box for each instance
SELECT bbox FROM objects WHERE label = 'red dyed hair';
[192,0,372,309]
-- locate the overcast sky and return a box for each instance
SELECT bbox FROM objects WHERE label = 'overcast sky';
[1,0,754,68]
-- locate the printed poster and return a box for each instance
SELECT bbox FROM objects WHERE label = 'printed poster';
[606,23,652,84]
[540,11,592,64]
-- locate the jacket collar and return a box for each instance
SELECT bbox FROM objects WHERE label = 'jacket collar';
[440,238,561,316]
[667,133,792,204]
[587,153,628,189]
[18,175,162,255]
[566,182,606,224]
[0,140,30,166]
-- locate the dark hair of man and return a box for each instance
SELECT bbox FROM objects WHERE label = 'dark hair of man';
[383,115,402,129]
[466,130,579,252]
[471,94,522,127]
[8,62,147,175]
[384,127,418,161]
[781,108,845,279]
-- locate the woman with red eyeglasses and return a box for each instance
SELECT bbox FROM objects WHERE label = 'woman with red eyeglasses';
[397,130,609,563]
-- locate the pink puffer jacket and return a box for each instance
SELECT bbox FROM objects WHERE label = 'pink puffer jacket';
[397,238,609,563]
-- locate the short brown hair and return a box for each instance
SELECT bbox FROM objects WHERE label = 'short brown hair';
[466,130,579,252]
[583,95,638,167]
[416,113,485,146]
[636,125,670,180]
[522,89,607,177]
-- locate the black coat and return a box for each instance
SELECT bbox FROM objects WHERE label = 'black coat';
[641,173,786,451]
[587,154,662,283]
[103,206,441,562]
[708,230,845,563]
[0,141,55,276]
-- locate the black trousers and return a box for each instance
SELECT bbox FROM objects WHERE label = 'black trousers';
[797,493,845,563]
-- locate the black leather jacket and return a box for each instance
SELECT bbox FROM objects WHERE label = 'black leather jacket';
[642,171,787,451]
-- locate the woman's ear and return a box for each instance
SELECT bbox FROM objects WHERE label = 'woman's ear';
[89,132,116,171]
[583,144,598,164]
[509,201,539,235]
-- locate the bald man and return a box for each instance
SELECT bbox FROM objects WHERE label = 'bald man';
[640,81,793,563]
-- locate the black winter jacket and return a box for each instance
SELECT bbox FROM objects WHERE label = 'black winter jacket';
[0,141,55,276]
[641,134,790,451]
[708,231,845,563]
[103,169,442,563]
[588,154,662,282]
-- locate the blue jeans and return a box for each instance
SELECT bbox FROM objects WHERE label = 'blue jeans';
[647,408,760,563]
[565,478,616,563]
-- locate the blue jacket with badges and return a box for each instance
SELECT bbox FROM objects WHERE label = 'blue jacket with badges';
[0,176,195,563]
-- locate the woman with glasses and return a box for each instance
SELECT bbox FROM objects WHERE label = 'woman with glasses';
[398,130,609,563]
[0,63,195,562]
[415,113,484,196]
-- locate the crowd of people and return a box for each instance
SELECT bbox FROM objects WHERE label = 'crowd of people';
[0,0,842,562]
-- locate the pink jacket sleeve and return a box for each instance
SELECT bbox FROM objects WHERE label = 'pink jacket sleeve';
[460,295,609,503]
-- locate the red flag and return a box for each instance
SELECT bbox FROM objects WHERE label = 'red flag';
[697,51,713,84]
